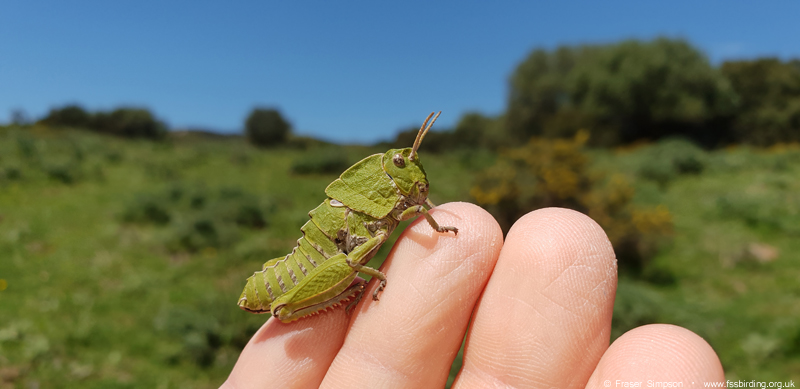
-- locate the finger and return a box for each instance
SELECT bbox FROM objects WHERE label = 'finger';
[320,202,503,388]
[222,310,350,389]
[585,324,725,389]
[454,207,618,388]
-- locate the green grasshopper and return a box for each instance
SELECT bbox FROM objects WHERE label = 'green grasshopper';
[238,112,458,323]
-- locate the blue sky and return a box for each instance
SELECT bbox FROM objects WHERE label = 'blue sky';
[2,1,798,144]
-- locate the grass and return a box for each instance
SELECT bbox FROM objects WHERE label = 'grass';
[1,126,798,387]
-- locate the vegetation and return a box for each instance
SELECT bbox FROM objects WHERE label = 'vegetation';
[40,105,168,140]
[507,38,738,147]
[1,125,799,386]
[471,131,673,274]
[721,58,800,146]
[384,39,800,152]
[244,108,292,147]
[3,36,800,387]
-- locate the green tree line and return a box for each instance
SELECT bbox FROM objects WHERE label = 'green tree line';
[388,38,800,150]
[37,105,300,147]
[35,38,800,148]
[38,106,168,139]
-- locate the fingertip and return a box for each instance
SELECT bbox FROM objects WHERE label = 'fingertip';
[508,207,616,273]
[456,207,618,388]
[587,324,725,388]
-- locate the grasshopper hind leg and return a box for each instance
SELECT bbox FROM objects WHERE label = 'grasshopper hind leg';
[273,277,366,322]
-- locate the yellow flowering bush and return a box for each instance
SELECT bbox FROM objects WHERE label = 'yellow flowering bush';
[472,131,672,271]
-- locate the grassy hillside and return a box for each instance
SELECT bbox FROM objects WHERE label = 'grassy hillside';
[0,126,798,387]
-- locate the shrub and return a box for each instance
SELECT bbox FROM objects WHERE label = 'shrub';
[471,131,673,272]
[122,195,172,225]
[637,137,706,188]
[121,185,273,253]
[245,108,291,147]
[39,105,92,128]
[92,108,168,139]
[3,166,22,180]
[44,164,81,185]
[167,217,238,253]
[16,136,39,160]
[39,106,168,140]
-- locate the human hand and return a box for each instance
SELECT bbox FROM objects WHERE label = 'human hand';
[222,203,724,388]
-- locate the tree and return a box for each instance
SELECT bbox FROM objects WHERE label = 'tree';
[721,58,800,145]
[506,46,591,142]
[452,112,506,149]
[39,104,92,128]
[245,108,291,147]
[507,39,739,146]
[92,108,167,139]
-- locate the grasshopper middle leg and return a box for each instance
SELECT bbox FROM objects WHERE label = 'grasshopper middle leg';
[345,232,390,300]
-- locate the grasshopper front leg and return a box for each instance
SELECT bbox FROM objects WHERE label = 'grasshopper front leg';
[399,205,459,235]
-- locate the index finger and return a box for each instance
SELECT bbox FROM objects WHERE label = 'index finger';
[321,202,504,388]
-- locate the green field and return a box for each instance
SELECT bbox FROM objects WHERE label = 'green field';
[1,126,799,387]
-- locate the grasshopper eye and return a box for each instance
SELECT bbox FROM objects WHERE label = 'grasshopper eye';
[392,154,405,167]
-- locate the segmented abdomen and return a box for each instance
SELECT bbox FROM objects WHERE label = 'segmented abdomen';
[239,198,349,312]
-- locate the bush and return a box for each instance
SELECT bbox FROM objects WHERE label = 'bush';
[167,217,239,253]
[92,108,168,139]
[471,131,673,272]
[637,138,706,188]
[122,195,172,225]
[290,148,350,175]
[121,185,273,253]
[3,166,22,181]
[44,164,81,185]
[717,193,800,235]
[39,106,167,140]
[39,105,92,128]
[16,136,39,160]
[245,108,291,147]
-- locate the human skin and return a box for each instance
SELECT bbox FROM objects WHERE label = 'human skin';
[221,203,725,389]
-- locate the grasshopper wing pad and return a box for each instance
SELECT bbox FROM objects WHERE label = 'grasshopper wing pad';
[325,154,396,219]
[309,199,348,240]
[301,220,339,257]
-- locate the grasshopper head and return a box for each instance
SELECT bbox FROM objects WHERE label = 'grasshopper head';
[383,111,440,200]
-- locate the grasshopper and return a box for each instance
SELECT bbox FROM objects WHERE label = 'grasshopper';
[238,112,458,322]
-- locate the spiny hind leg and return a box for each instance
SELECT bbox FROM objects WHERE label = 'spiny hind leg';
[274,278,365,322]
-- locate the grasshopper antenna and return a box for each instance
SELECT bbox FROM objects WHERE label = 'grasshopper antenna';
[411,111,440,160]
